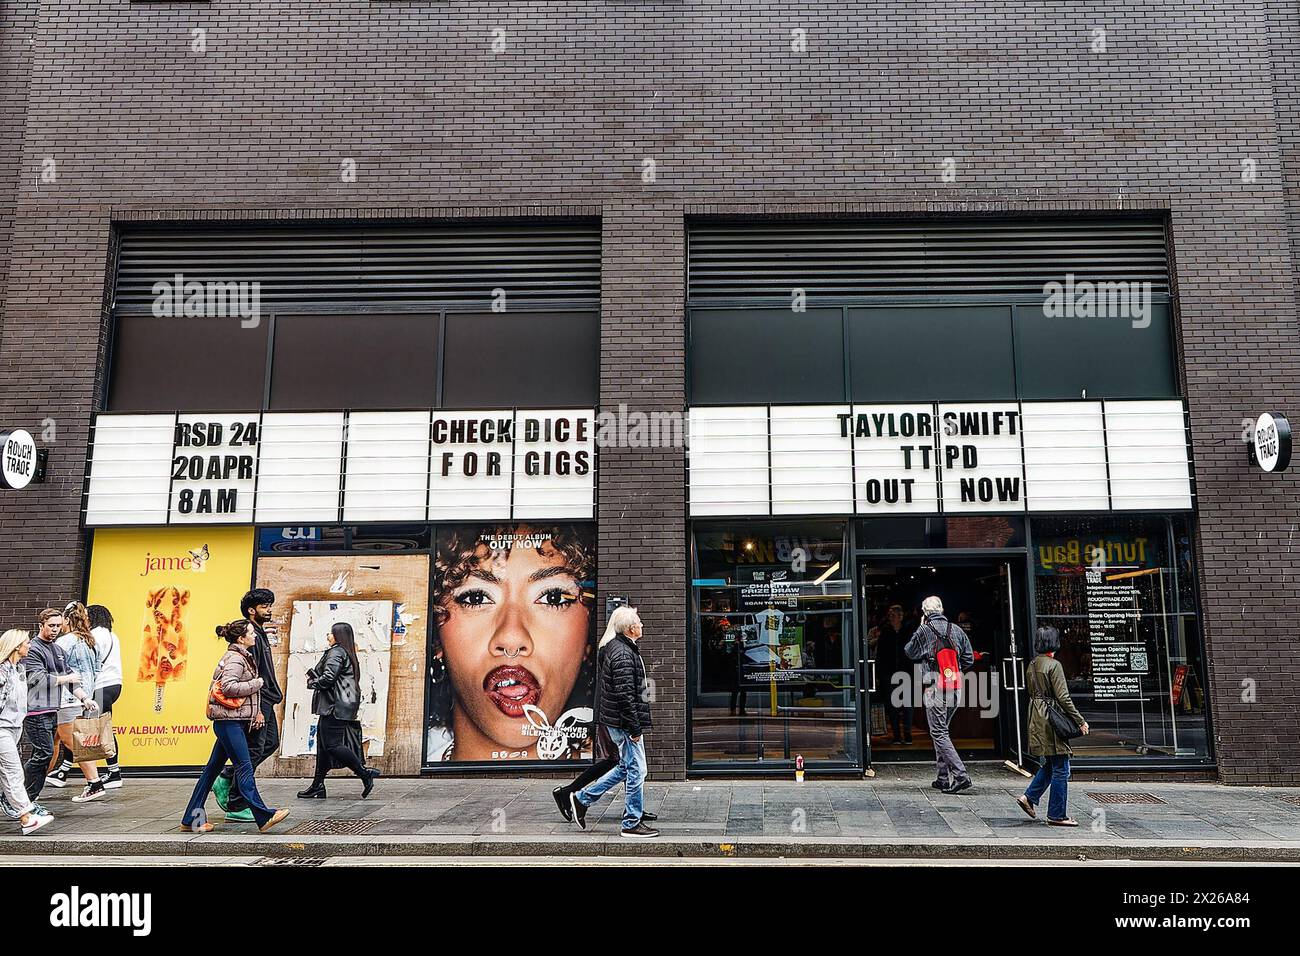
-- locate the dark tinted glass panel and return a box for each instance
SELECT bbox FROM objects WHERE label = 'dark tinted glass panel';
[349,524,431,551]
[442,311,598,407]
[690,308,844,403]
[108,315,267,412]
[857,517,1025,550]
[849,307,1015,402]
[269,313,438,410]
[256,526,347,553]
[1014,302,1175,399]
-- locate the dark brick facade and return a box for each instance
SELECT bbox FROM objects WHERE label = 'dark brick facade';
[1,2,1299,783]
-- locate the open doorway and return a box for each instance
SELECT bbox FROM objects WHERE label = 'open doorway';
[860,559,1024,762]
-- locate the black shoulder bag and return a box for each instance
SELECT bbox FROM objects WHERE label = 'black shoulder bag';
[1033,659,1083,741]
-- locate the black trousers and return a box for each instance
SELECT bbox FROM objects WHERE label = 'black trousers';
[558,756,619,795]
[220,698,279,811]
[311,715,367,785]
[22,713,56,800]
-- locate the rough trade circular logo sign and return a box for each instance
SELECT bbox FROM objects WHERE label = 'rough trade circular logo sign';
[1254,412,1292,473]
[0,428,36,490]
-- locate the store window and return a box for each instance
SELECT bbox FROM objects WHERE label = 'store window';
[107,314,268,412]
[689,522,857,767]
[441,311,598,407]
[268,313,440,410]
[1031,514,1209,760]
[690,308,845,404]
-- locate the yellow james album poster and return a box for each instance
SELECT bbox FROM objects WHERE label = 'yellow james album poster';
[86,527,254,767]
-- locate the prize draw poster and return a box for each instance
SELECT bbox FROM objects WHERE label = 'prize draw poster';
[86,527,255,767]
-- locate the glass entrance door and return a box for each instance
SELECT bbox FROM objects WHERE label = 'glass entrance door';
[859,557,1027,763]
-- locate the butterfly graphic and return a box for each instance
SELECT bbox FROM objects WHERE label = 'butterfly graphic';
[188,544,209,571]
[523,704,593,760]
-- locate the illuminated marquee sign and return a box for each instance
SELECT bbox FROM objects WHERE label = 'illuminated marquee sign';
[689,400,1192,516]
[83,409,595,526]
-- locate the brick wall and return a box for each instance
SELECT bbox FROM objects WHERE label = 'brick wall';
[1,2,1299,782]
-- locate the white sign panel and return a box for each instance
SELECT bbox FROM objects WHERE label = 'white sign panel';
[170,414,258,523]
[1021,402,1109,511]
[771,406,854,515]
[84,415,174,525]
[511,409,595,519]
[428,411,514,520]
[688,407,770,516]
[343,411,431,522]
[1104,400,1192,510]
[937,403,1025,514]
[255,413,344,523]
[849,404,940,514]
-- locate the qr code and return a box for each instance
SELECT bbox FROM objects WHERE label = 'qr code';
[1130,651,1148,672]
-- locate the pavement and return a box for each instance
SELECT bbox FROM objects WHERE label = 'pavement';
[3,763,1300,863]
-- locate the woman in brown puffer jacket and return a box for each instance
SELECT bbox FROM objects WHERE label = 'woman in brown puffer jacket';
[180,620,289,833]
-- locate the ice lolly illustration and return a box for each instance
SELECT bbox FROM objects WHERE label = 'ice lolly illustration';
[139,586,190,713]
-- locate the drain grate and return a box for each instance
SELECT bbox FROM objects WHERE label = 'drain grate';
[256,857,328,867]
[1086,791,1166,805]
[287,818,380,836]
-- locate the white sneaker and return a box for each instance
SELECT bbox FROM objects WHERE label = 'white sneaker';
[21,813,53,835]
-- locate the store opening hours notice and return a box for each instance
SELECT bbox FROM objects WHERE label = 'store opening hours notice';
[1085,568,1151,702]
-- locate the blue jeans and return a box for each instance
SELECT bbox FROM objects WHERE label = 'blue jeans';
[182,721,275,829]
[576,727,645,831]
[1025,754,1070,821]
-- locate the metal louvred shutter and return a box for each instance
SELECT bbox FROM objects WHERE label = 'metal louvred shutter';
[113,221,601,308]
[687,218,1169,301]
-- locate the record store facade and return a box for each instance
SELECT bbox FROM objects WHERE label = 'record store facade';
[1,2,1298,785]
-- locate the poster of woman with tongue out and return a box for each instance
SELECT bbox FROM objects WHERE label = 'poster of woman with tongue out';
[426,523,596,764]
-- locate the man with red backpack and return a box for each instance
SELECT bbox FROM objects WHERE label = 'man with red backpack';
[905,595,975,794]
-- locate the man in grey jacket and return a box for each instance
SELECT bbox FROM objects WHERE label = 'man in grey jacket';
[22,608,95,800]
[904,596,975,794]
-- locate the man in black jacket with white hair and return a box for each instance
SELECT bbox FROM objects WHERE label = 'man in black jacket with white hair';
[568,605,659,838]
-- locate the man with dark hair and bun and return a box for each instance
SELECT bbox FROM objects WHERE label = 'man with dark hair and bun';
[214,588,281,821]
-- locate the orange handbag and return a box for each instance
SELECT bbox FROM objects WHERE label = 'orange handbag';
[208,680,242,710]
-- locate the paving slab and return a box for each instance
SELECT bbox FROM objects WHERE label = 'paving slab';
[2,763,1299,861]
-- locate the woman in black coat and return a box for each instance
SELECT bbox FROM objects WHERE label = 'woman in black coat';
[297,623,379,799]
